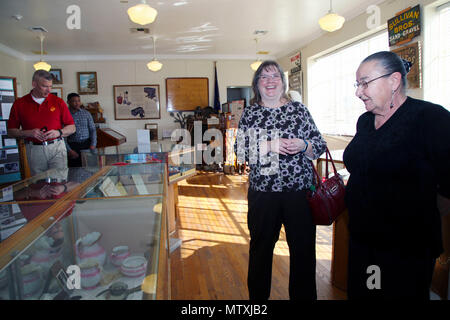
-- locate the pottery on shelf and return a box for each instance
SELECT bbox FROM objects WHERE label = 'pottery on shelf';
[31,236,61,269]
[120,256,147,278]
[110,246,130,267]
[21,265,42,298]
[80,260,102,290]
[75,231,106,266]
[0,269,8,289]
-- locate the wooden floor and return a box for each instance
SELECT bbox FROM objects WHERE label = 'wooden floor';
[170,172,347,300]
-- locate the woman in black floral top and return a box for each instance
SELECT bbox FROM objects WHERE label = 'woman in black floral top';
[235,60,326,300]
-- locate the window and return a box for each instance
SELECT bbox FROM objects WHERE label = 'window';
[308,32,388,135]
[424,3,450,110]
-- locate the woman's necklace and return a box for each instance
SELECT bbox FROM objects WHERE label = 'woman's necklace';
[261,98,287,108]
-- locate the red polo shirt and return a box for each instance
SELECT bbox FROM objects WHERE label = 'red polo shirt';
[8,91,74,143]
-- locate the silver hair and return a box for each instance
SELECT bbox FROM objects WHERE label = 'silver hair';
[32,70,53,82]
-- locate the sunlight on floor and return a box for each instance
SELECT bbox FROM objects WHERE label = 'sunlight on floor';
[176,174,333,265]
[171,173,344,300]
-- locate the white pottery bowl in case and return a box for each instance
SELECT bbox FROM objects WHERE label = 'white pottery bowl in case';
[120,256,147,278]
[110,246,130,267]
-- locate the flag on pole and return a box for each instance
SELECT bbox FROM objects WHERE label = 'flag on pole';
[214,61,220,112]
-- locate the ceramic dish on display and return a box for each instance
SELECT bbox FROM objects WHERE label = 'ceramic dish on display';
[75,231,106,266]
[30,236,61,269]
[80,260,102,290]
[120,256,147,278]
[20,264,42,298]
[109,246,130,267]
[0,269,8,289]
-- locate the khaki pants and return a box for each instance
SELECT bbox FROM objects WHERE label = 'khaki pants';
[26,139,68,176]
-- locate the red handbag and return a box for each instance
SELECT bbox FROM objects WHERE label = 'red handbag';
[307,148,346,225]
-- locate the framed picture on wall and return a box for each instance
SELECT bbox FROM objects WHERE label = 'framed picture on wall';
[49,69,63,84]
[50,87,63,99]
[145,123,158,141]
[113,84,160,120]
[77,72,98,95]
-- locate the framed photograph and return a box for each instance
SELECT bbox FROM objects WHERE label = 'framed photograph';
[50,87,63,99]
[391,41,421,88]
[113,84,160,120]
[77,72,98,95]
[145,123,158,141]
[49,69,63,84]
[4,162,19,173]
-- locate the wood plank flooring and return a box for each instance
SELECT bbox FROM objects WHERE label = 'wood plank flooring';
[170,172,347,300]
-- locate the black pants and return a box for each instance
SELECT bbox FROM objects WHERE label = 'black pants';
[67,139,91,167]
[347,238,436,299]
[247,189,317,300]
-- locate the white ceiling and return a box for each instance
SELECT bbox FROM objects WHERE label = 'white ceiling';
[0,0,384,61]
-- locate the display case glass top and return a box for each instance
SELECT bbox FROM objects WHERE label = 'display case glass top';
[0,167,98,204]
[0,163,169,300]
[81,140,196,182]
[79,163,165,199]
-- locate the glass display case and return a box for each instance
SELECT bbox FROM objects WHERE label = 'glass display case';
[0,164,169,300]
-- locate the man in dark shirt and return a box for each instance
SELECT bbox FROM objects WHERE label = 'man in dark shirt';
[65,93,97,167]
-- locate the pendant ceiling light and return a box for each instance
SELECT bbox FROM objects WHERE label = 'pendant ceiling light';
[250,38,262,71]
[127,0,158,25]
[147,36,162,72]
[33,33,51,71]
[319,0,345,32]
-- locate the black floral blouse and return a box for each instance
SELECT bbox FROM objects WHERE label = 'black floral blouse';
[235,100,326,192]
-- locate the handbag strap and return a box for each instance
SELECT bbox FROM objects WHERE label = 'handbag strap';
[324,147,339,178]
[311,160,322,187]
[311,147,341,187]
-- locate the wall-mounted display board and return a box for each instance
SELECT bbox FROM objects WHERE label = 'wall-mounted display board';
[114,84,160,120]
[166,77,209,112]
[388,5,421,47]
[391,41,422,88]
[0,77,21,184]
[289,70,303,96]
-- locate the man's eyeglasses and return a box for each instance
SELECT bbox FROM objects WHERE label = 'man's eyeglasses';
[354,72,393,90]
[259,74,282,81]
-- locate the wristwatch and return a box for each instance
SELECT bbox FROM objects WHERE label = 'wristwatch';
[58,129,63,137]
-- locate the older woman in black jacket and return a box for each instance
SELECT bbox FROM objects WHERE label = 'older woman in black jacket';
[344,51,450,299]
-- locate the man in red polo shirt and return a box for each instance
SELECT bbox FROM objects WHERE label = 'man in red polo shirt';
[7,70,76,175]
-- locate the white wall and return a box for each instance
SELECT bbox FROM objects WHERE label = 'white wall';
[278,0,443,106]
[0,51,27,97]
[17,58,255,146]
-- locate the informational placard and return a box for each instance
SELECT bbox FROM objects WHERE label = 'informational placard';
[0,76,21,184]
[229,100,245,128]
[391,41,422,88]
[388,5,421,47]
[290,51,301,69]
[289,71,303,96]
[166,77,209,112]
[0,81,15,120]
[137,129,150,146]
